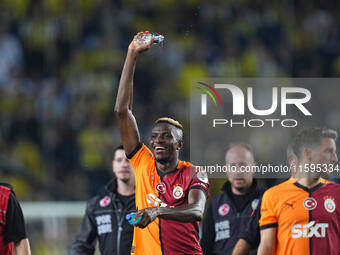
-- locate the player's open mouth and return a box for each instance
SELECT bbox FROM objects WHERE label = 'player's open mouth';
[154,146,167,153]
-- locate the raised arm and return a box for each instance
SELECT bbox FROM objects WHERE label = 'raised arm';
[114,32,154,155]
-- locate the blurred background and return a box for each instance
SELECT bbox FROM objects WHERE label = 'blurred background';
[0,0,340,253]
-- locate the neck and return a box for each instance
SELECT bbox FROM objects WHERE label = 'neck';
[296,177,321,189]
[156,158,179,172]
[116,178,135,196]
[231,185,251,195]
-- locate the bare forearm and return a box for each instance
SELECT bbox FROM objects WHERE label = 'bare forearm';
[115,49,139,113]
[157,203,204,222]
[114,47,141,154]
[15,238,31,255]
[257,243,274,255]
[135,189,207,229]
[258,228,276,255]
[232,239,251,255]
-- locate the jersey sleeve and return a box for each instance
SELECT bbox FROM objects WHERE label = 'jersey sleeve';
[259,190,278,229]
[189,167,210,199]
[5,191,27,243]
[127,143,153,177]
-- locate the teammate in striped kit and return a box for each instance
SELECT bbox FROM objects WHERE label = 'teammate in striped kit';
[115,32,209,255]
[258,127,339,255]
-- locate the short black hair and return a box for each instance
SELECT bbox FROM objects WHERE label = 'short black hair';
[113,145,124,159]
[293,127,338,159]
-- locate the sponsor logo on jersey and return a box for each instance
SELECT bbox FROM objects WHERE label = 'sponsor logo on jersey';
[99,196,111,207]
[324,197,336,213]
[173,185,184,199]
[291,221,328,238]
[303,197,317,210]
[156,182,166,194]
[218,203,230,216]
[284,202,294,209]
[146,193,167,207]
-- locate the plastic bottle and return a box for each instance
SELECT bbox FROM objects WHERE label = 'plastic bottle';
[134,32,164,46]
[126,213,142,225]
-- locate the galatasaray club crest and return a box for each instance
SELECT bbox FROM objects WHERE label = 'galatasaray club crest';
[173,185,184,199]
[324,197,336,213]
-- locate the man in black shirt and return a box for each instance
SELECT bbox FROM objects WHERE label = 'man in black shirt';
[201,142,264,255]
[71,145,135,255]
[0,183,31,255]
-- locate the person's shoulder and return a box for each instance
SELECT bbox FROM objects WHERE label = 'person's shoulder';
[263,179,293,198]
[320,183,340,202]
[178,161,195,176]
[210,192,228,206]
[0,183,13,198]
[253,180,266,196]
[183,162,206,175]
[179,160,192,171]
[322,182,340,190]
[320,178,334,184]
[127,143,153,160]
[182,162,210,183]
[86,190,111,212]
[0,183,13,191]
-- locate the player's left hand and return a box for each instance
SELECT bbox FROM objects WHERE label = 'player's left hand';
[134,207,159,229]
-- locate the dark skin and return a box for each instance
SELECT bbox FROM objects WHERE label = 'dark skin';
[114,32,207,228]
[149,123,183,171]
[135,189,206,228]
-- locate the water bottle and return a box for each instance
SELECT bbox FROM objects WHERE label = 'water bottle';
[133,32,164,46]
[126,213,142,225]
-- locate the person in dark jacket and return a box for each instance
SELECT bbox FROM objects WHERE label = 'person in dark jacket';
[200,142,264,255]
[0,183,31,255]
[71,145,135,255]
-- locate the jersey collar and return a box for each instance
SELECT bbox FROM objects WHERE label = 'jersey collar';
[293,181,323,193]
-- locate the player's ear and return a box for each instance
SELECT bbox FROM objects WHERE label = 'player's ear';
[303,147,312,162]
[176,139,184,151]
